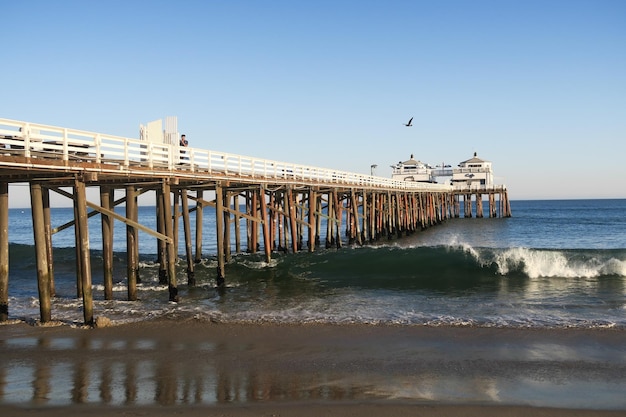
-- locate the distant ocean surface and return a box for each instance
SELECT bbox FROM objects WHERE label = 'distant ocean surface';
[5,199,626,328]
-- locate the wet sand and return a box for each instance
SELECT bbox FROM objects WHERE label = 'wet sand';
[2,403,626,417]
[1,320,625,416]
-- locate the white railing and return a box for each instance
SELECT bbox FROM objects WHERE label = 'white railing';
[0,118,453,192]
[452,183,507,192]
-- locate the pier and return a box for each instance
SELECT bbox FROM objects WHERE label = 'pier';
[0,118,511,326]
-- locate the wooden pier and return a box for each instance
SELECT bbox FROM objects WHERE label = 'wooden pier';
[0,118,511,326]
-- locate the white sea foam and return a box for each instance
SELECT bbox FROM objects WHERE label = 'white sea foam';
[601,257,626,276]
[490,247,626,278]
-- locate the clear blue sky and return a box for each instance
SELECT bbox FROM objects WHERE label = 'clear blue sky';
[2,0,625,203]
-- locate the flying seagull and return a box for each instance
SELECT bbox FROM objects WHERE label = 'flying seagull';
[404,117,413,127]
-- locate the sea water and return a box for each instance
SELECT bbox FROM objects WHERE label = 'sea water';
[3,199,626,328]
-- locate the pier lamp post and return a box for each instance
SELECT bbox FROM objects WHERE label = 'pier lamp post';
[370,164,377,176]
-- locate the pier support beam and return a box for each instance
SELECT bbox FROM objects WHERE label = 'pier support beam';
[259,186,272,263]
[42,187,55,297]
[287,187,298,253]
[156,188,168,285]
[0,182,8,321]
[72,191,83,298]
[223,191,232,260]
[75,179,94,326]
[350,189,362,245]
[249,190,258,253]
[308,188,316,252]
[161,181,178,301]
[30,182,51,323]
[173,190,180,262]
[234,193,242,254]
[269,191,277,251]
[100,187,114,300]
[194,189,203,263]
[503,190,512,217]
[181,189,195,286]
[464,194,470,218]
[332,190,343,249]
[215,183,226,287]
[126,185,138,301]
[489,193,497,218]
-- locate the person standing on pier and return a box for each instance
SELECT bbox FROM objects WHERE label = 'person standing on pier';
[179,134,188,161]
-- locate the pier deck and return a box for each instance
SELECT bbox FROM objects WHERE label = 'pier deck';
[0,118,511,325]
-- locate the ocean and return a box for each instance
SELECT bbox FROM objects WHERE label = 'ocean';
[4,198,626,329]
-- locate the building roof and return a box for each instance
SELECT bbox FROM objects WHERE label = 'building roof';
[459,152,490,165]
[401,154,427,166]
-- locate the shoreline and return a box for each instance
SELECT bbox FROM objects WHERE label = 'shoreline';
[1,320,625,415]
[2,403,626,417]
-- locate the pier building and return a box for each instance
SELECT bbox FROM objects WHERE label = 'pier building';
[391,152,495,189]
[451,152,494,189]
[0,118,511,326]
[390,154,435,183]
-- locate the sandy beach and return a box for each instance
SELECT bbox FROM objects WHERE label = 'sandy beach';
[1,320,625,416]
[2,402,626,417]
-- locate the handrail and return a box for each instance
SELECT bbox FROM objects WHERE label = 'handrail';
[1,118,458,192]
[453,184,507,192]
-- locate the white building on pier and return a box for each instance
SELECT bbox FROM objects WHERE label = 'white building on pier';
[451,152,493,189]
[391,152,495,189]
[390,154,435,183]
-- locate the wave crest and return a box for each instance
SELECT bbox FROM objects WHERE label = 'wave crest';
[486,247,626,279]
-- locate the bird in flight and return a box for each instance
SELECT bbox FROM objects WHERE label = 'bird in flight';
[404,117,413,127]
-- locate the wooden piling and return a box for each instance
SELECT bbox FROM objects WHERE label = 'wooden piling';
[268,191,276,251]
[308,188,316,252]
[223,191,232,260]
[377,193,384,237]
[333,191,343,249]
[324,194,332,248]
[297,192,304,250]
[464,194,472,218]
[126,185,138,301]
[100,186,114,300]
[215,183,226,287]
[30,182,51,323]
[314,193,321,247]
[350,190,362,245]
[395,192,402,238]
[72,191,83,298]
[259,186,272,263]
[384,191,391,237]
[180,190,195,286]
[74,179,94,326]
[0,181,8,321]
[173,190,180,262]
[161,181,178,301]
[42,187,55,297]
[287,188,298,253]
[504,190,512,217]
[280,191,287,250]
[194,189,203,263]
[233,193,242,253]
[369,191,376,242]
[244,191,251,251]
[476,193,484,218]
[156,188,168,285]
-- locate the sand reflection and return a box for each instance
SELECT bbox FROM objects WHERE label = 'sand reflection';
[1,327,625,409]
